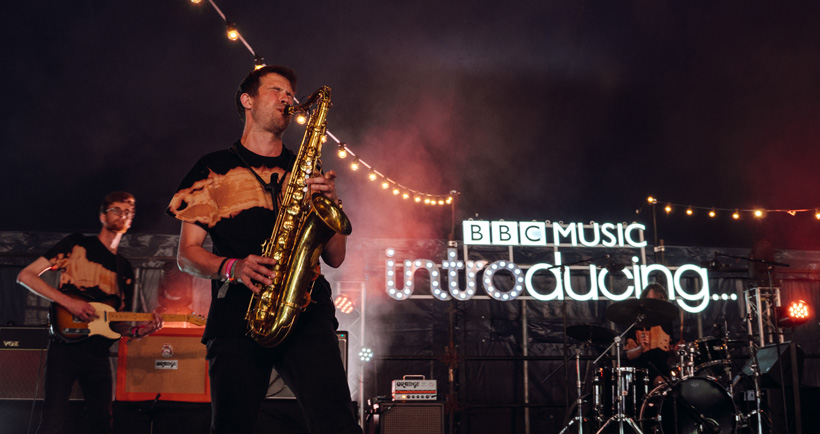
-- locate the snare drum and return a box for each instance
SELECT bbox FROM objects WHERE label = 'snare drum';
[592,366,649,421]
[640,376,737,434]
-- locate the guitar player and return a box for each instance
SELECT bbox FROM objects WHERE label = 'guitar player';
[16,191,163,434]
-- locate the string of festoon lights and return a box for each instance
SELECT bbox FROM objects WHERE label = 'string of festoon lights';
[189,0,458,207]
[645,196,820,220]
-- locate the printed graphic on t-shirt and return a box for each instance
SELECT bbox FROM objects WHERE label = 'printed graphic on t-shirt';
[169,166,288,228]
[50,245,122,297]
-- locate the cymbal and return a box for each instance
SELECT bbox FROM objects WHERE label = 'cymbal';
[567,324,617,345]
[605,298,678,328]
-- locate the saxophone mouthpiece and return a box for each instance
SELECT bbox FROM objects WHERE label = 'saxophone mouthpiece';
[283,104,295,115]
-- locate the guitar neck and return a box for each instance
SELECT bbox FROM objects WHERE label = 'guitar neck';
[106,312,189,323]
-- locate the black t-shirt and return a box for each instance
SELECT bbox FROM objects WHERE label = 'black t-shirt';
[168,141,334,340]
[43,233,134,309]
[43,233,135,350]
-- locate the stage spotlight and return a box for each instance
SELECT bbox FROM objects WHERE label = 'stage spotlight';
[334,294,355,314]
[359,347,374,362]
[777,300,812,327]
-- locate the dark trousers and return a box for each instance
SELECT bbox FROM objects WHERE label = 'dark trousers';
[37,339,113,434]
[206,313,361,434]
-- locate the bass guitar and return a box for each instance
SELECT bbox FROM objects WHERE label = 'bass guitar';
[50,292,206,342]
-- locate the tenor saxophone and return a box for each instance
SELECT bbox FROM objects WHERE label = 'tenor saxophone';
[246,86,352,348]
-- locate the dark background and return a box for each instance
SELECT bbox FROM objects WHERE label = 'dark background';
[2,1,820,250]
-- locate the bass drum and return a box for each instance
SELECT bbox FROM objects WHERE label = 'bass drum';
[640,377,737,434]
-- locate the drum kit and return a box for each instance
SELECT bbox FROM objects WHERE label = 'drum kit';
[560,298,757,434]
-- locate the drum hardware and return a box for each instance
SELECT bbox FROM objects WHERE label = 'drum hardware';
[559,338,595,434]
[595,297,681,434]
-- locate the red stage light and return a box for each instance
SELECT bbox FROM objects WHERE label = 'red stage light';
[777,300,812,327]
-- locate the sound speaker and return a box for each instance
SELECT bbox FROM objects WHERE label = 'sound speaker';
[116,327,209,402]
[0,326,82,400]
[741,341,804,388]
[366,402,445,434]
[266,330,348,399]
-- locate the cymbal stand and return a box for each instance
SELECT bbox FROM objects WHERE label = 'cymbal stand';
[593,314,645,434]
[559,340,591,434]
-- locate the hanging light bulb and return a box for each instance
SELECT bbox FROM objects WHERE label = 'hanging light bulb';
[368,170,377,181]
[381,180,390,190]
[414,196,422,203]
[686,207,694,216]
[647,196,658,204]
[295,111,308,125]
[392,187,400,195]
[732,210,740,220]
[402,191,410,200]
[337,143,347,159]
[190,0,203,4]
[350,158,360,171]
[253,56,266,70]
[226,23,240,41]
[709,209,716,218]
[815,209,820,220]
[753,209,767,219]
[664,203,673,214]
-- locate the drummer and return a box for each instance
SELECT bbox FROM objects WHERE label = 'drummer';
[624,283,675,387]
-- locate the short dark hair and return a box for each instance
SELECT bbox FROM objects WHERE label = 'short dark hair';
[100,191,135,214]
[235,65,298,122]
[640,283,668,300]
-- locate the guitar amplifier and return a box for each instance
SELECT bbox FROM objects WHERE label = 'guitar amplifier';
[366,401,445,434]
[391,375,437,401]
[116,327,209,402]
[0,326,82,400]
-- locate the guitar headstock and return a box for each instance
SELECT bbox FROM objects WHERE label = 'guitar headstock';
[187,313,207,326]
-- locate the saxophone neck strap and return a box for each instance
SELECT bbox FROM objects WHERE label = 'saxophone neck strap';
[229,143,284,205]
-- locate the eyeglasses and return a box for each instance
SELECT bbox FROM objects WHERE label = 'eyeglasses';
[106,207,136,218]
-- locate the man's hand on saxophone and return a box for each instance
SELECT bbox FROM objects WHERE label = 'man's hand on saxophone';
[305,170,340,205]
[232,255,277,292]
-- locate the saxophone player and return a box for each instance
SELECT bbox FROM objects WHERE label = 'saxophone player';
[167,65,360,434]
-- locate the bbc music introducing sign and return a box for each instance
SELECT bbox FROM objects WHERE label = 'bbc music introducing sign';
[385,220,720,313]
